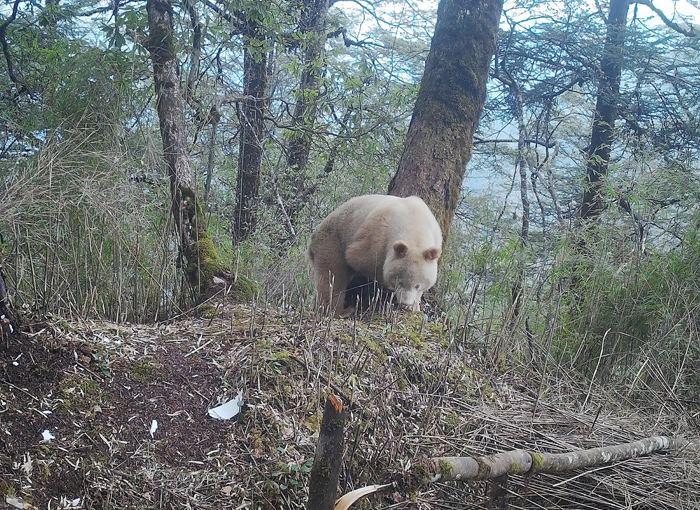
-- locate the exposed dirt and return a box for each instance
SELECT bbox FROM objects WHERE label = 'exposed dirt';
[1,302,698,509]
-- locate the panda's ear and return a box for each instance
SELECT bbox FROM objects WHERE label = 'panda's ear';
[423,247,441,261]
[393,241,408,258]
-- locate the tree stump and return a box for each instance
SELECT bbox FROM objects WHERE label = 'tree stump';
[306,394,346,510]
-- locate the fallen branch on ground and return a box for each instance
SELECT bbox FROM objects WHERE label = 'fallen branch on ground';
[334,435,699,509]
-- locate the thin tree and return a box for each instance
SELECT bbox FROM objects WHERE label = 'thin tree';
[579,0,631,221]
[232,26,269,244]
[580,0,696,223]
[146,0,222,293]
[494,71,529,323]
[388,0,504,239]
[280,0,331,241]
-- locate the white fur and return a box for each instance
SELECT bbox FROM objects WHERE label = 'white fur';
[308,194,442,316]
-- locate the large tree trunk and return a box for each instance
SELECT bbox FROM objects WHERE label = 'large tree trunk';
[579,0,630,221]
[281,0,331,238]
[147,0,221,293]
[388,0,503,239]
[232,40,268,244]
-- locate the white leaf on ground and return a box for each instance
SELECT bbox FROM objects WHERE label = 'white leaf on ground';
[150,419,158,438]
[5,496,28,509]
[207,391,244,420]
[41,429,55,442]
[334,484,393,510]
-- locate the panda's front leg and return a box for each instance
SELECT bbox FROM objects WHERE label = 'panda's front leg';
[411,292,423,312]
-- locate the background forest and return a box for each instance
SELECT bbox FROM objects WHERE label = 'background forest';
[1,0,699,406]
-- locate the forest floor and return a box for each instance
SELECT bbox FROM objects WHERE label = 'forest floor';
[1,299,698,509]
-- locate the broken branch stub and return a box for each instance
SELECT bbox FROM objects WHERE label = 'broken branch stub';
[307,394,346,510]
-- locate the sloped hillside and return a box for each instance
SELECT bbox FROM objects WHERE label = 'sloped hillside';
[1,301,698,509]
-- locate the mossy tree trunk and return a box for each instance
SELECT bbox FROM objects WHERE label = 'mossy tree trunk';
[232,32,269,244]
[147,0,221,294]
[579,0,630,222]
[424,436,697,483]
[388,0,504,239]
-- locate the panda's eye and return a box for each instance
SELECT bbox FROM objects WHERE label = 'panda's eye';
[414,284,420,290]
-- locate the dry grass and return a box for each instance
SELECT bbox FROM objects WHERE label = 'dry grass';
[1,129,184,322]
[1,298,697,509]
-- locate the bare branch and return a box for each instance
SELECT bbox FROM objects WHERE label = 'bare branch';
[202,0,248,35]
[633,0,697,37]
[328,26,385,48]
[0,0,25,93]
[474,136,556,148]
[77,0,142,17]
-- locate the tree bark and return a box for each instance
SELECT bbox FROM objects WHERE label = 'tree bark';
[579,0,630,221]
[0,265,19,339]
[306,394,346,510]
[0,0,25,94]
[282,0,331,235]
[388,0,504,239]
[232,38,268,244]
[147,0,221,293]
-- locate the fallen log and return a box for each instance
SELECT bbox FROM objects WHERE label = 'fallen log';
[427,436,697,482]
[334,435,699,509]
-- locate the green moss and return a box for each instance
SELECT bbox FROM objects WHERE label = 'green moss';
[303,412,322,433]
[480,382,497,402]
[59,374,101,412]
[280,382,295,397]
[197,303,219,319]
[444,410,461,429]
[438,459,454,477]
[188,234,226,288]
[360,335,386,359]
[530,452,545,472]
[387,312,448,350]
[130,357,160,383]
[266,350,291,362]
[401,459,434,489]
[231,274,259,301]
